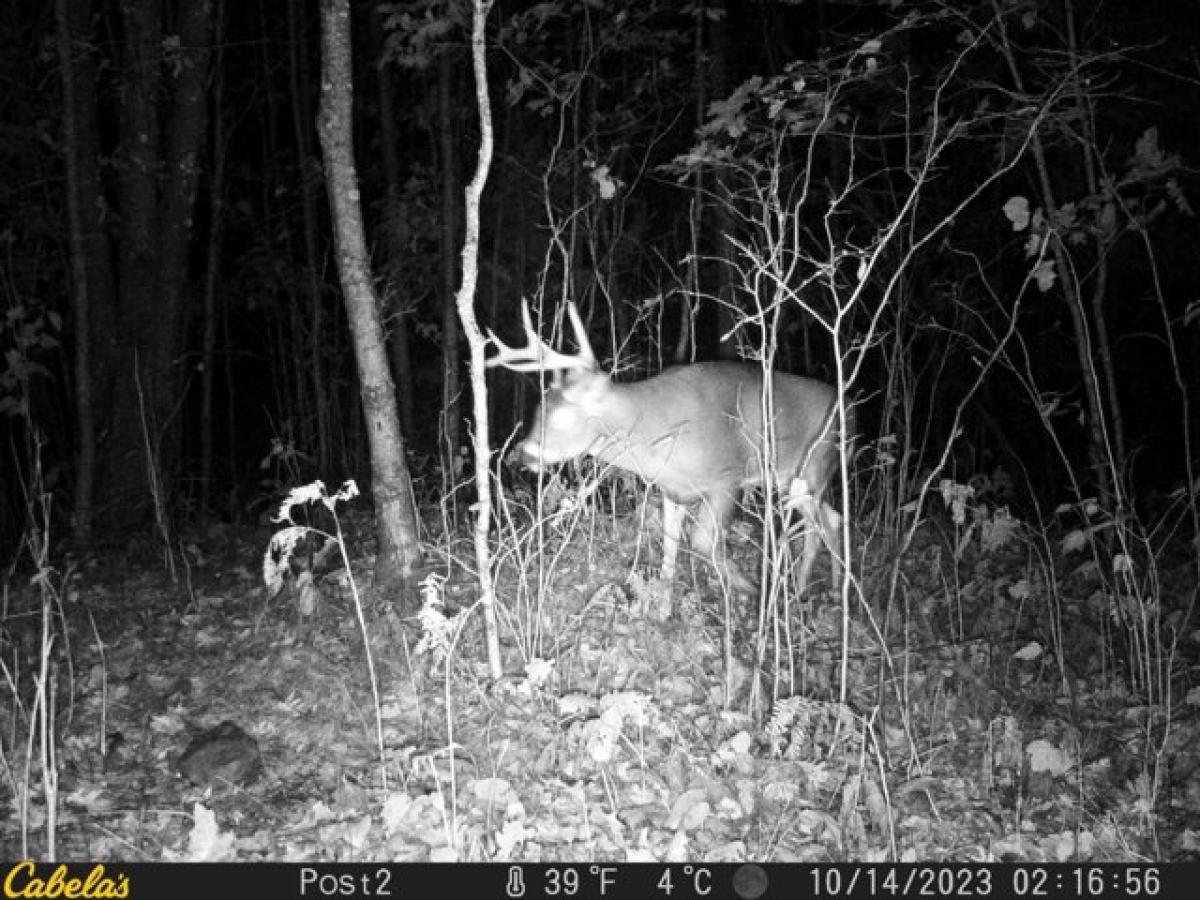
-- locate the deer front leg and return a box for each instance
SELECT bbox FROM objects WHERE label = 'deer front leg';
[660,496,686,584]
[692,489,753,595]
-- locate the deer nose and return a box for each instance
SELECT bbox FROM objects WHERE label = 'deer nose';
[505,440,543,470]
[506,444,535,472]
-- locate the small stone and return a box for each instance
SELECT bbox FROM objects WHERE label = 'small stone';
[176,720,263,787]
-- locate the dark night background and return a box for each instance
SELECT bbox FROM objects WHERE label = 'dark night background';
[1,0,1199,862]
[1,0,1196,546]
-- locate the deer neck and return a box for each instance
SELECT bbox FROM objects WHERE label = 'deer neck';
[586,385,680,485]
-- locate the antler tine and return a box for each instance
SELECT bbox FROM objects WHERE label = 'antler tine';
[485,299,596,373]
[564,301,596,366]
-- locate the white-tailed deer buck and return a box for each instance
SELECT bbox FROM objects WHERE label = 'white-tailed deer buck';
[488,301,850,598]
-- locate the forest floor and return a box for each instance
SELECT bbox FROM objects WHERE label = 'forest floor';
[1,502,1196,862]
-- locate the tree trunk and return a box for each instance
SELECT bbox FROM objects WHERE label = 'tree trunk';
[200,0,228,516]
[995,7,1113,507]
[289,0,331,475]
[317,0,423,597]
[92,0,211,532]
[55,0,106,539]
[676,1,707,366]
[708,0,741,359]
[438,50,462,480]
[1064,0,1126,481]
[456,0,502,679]
[373,1,416,440]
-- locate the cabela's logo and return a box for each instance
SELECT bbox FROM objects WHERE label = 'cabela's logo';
[3,863,129,899]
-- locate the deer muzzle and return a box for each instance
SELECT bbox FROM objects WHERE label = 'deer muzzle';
[507,438,548,472]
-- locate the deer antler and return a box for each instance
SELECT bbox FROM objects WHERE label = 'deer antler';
[486,300,596,373]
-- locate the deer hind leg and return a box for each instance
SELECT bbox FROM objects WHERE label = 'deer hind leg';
[792,482,845,597]
[823,501,845,589]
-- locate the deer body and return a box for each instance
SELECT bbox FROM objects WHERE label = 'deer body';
[490,304,849,596]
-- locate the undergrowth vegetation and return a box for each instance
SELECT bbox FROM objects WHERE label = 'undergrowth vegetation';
[2,459,1193,861]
